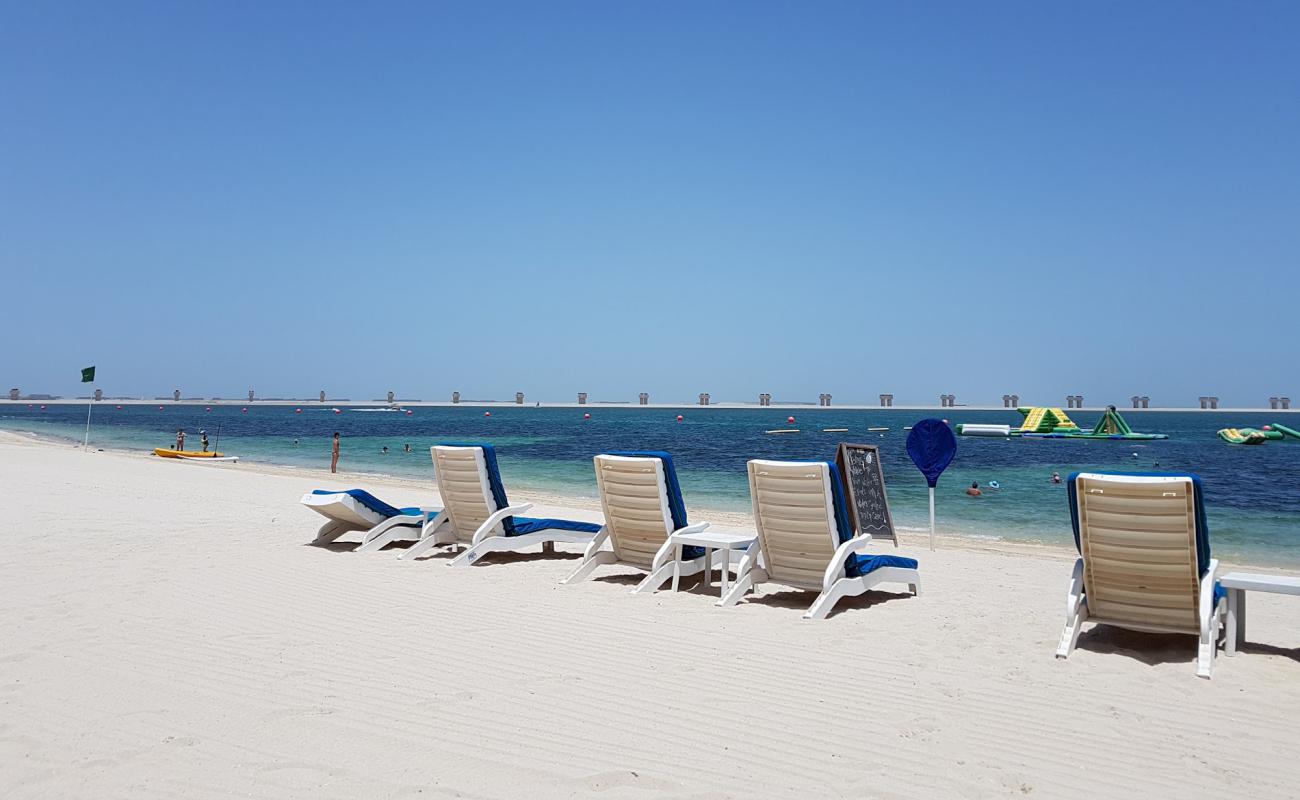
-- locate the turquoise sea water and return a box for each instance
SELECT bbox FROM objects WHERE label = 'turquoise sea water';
[4,404,1299,566]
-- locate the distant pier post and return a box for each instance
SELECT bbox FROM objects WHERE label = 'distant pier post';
[1282,397,1292,410]
[387,391,395,404]
[94,389,103,402]
[639,392,649,405]
[515,392,524,404]
[1270,397,1279,410]
[10,388,20,401]
[1132,396,1142,409]
[1002,394,1011,408]
[1010,394,1019,407]
[173,389,180,402]
[578,392,587,405]
[699,393,709,406]
[248,389,254,403]
[879,393,893,407]
[452,391,460,404]
[320,390,326,403]
[1142,396,1150,409]
[940,394,955,408]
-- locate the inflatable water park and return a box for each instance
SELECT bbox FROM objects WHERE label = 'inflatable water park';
[1218,422,1300,445]
[956,406,1168,440]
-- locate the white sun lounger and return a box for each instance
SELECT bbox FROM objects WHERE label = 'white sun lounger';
[396,444,601,565]
[299,489,438,548]
[1056,472,1227,679]
[719,459,920,619]
[561,451,720,593]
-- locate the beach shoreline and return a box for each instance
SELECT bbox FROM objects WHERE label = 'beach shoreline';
[4,428,1295,575]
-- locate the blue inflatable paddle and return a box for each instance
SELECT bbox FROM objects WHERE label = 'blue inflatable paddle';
[907,418,957,550]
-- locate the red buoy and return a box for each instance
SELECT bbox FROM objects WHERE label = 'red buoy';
[295,408,302,414]
[158,405,164,410]
[583,413,591,420]
[39,405,46,410]
[1263,424,1273,431]
[334,409,342,414]
[241,407,248,413]
[406,410,413,415]
[205,407,212,412]
[116,405,122,410]
[787,416,795,424]
[676,415,684,422]
[485,412,492,417]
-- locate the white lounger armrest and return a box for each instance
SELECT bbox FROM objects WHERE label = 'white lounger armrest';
[1065,558,1085,620]
[1200,558,1221,638]
[580,526,610,560]
[822,534,874,594]
[421,510,449,537]
[649,522,711,570]
[470,503,534,545]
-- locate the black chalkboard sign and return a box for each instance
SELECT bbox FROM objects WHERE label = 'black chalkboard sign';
[835,443,897,546]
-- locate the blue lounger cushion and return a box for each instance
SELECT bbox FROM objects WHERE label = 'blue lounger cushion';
[1066,471,1223,602]
[437,443,601,537]
[312,489,423,519]
[603,450,706,560]
[826,462,919,578]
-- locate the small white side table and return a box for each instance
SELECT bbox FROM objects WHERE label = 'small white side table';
[668,530,756,596]
[1220,571,1300,656]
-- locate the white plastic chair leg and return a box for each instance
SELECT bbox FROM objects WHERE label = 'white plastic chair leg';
[805,580,855,620]
[312,520,349,544]
[633,561,678,595]
[356,520,415,553]
[398,532,445,561]
[1056,604,1087,659]
[448,540,490,567]
[1197,597,1226,679]
[717,571,756,607]
[560,551,618,584]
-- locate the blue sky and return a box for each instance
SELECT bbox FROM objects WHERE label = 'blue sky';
[3,1,1297,405]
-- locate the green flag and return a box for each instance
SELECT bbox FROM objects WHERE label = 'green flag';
[81,366,95,383]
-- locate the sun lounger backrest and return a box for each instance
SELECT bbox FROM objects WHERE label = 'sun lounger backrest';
[432,446,502,542]
[593,454,673,569]
[748,460,841,589]
[1070,473,1203,633]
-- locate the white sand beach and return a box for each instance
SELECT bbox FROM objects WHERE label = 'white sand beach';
[2,431,1298,799]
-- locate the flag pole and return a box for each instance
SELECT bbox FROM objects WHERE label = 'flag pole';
[928,486,936,551]
[83,393,93,449]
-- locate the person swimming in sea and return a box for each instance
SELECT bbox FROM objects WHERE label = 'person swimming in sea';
[966,481,982,497]
[403,443,411,453]
[382,445,389,454]
[1051,471,1062,484]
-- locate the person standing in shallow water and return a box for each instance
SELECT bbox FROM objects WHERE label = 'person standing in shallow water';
[175,429,185,451]
[331,432,340,474]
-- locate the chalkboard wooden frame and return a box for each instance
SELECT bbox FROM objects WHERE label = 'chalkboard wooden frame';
[835,443,898,546]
